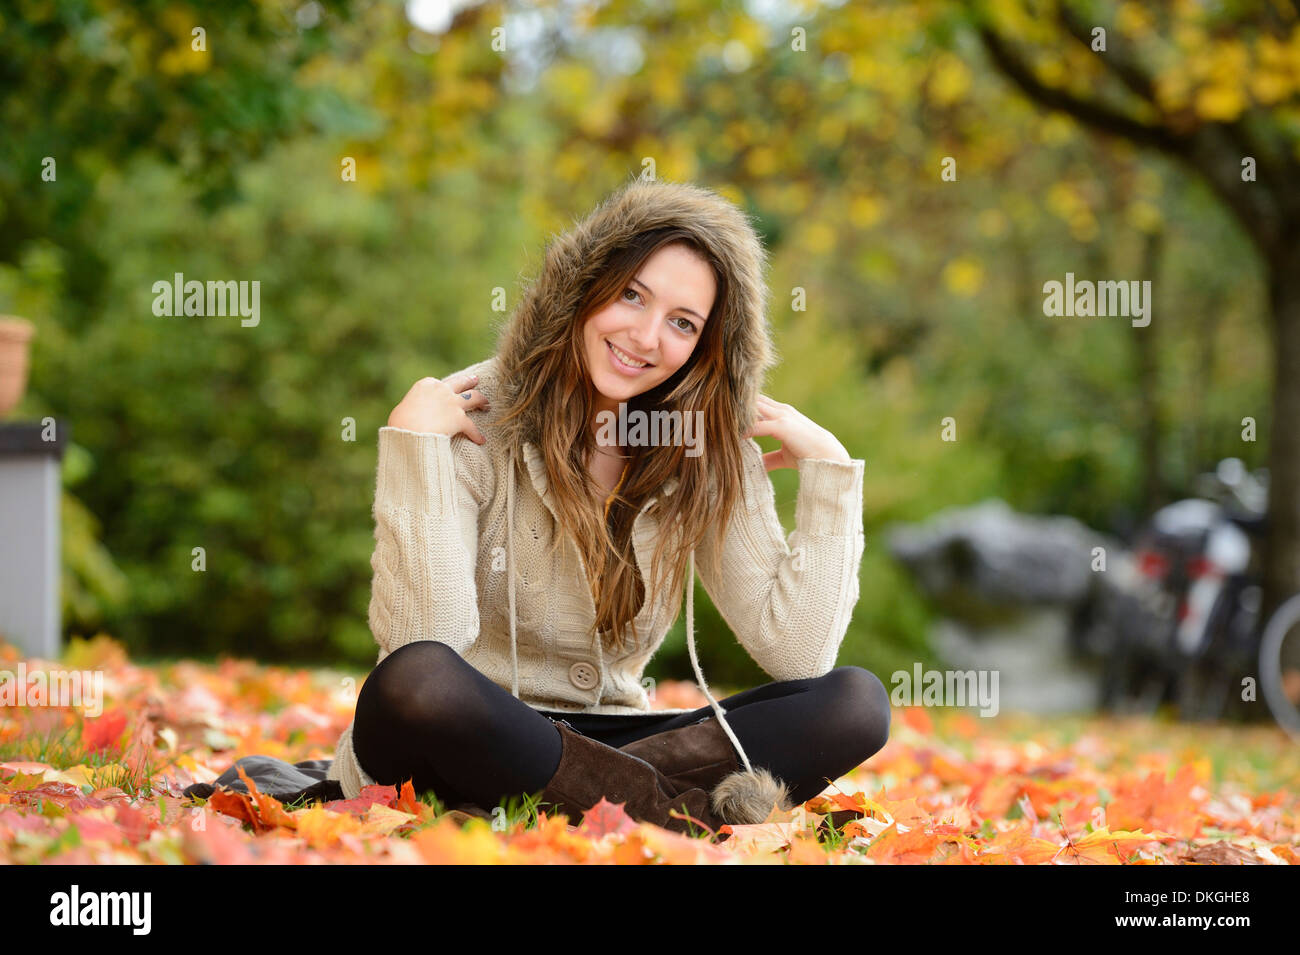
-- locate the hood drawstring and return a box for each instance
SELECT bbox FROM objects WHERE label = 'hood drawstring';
[506,455,520,699]
[682,549,756,774]
[504,449,755,775]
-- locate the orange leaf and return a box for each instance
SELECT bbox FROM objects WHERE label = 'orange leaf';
[234,764,298,830]
[866,822,944,864]
[1054,827,1177,865]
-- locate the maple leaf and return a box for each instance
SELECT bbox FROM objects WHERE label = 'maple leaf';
[1105,764,1205,837]
[719,821,797,854]
[870,791,932,830]
[969,773,1022,817]
[207,787,268,833]
[577,797,640,838]
[240,774,300,831]
[394,778,421,816]
[865,821,945,864]
[976,825,1060,864]
[82,708,129,754]
[357,803,417,838]
[1053,826,1177,865]
[321,783,399,816]
[294,803,366,849]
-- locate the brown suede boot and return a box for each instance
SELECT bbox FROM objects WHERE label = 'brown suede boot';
[538,721,722,837]
[618,717,796,825]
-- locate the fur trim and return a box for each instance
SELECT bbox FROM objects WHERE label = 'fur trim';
[710,768,794,825]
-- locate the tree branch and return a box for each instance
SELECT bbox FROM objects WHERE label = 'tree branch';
[976,25,1184,154]
[976,22,1293,257]
[1057,4,1159,106]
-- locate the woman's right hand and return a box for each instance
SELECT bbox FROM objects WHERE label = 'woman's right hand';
[386,373,490,444]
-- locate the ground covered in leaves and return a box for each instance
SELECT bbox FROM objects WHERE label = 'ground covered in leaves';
[1,635,1297,864]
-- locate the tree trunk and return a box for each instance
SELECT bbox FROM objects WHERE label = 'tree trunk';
[1262,246,1300,672]
[1132,228,1164,514]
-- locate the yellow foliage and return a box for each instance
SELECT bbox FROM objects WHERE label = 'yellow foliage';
[576,92,618,138]
[1068,212,1099,243]
[1035,57,1066,89]
[744,145,779,178]
[797,221,837,256]
[1116,2,1153,37]
[1047,181,1083,220]
[1251,71,1291,105]
[977,209,1006,238]
[941,257,984,298]
[1126,200,1163,234]
[816,115,847,148]
[1155,70,1192,113]
[1196,84,1246,122]
[1037,112,1077,145]
[769,182,813,216]
[849,194,884,229]
[650,68,682,109]
[929,54,971,106]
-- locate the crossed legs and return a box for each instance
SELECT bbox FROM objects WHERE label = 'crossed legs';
[351,640,891,811]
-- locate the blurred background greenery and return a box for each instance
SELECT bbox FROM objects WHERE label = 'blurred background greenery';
[0,0,1292,690]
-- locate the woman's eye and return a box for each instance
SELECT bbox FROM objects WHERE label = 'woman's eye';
[623,287,642,304]
[672,316,697,334]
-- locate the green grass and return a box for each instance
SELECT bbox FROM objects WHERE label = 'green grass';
[0,715,159,798]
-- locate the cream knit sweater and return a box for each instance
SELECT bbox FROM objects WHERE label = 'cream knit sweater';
[326,357,866,800]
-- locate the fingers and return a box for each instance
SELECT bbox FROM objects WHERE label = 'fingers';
[756,394,791,415]
[444,372,479,392]
[458,388,491,409]
[462,417,487,445]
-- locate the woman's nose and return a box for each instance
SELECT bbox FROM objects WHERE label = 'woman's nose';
[628,313,662,353]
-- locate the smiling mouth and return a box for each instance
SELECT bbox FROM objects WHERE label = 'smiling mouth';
[607,340,654,369]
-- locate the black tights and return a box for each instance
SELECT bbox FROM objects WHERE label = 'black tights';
[351,640,891,809]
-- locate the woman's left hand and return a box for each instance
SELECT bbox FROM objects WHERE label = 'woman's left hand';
[743,394,852,471]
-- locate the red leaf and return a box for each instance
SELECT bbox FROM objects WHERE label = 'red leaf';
[576,798,639,838]
[82,708,129,754]
[322,783,398,816]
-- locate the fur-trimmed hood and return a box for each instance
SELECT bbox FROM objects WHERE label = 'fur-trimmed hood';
[490,178,792,824]
[494,177,779,458]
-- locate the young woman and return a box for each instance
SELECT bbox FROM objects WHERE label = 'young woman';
[325,178,891,835]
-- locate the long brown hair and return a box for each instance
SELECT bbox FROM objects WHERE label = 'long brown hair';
[496,230,752,656]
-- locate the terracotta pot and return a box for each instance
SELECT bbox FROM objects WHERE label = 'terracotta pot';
[0,316,35,419]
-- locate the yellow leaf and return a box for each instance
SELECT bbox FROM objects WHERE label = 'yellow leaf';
[942,258,984,297]
[1196,84,1245,122]
[719,821,796,853]
[44,764,97,788]
[358,803,417,837]
[929,55,971,106]
[850,194,884,228]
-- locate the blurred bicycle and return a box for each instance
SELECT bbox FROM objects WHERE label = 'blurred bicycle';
[1100,458,1300,735]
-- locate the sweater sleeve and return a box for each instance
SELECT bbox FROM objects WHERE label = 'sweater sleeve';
[367,426,490,663]
[694,437,865,681]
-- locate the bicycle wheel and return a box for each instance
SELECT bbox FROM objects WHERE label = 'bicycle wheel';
[1258,592,1300,737]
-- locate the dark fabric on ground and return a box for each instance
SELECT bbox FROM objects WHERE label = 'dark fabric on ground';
[181,755,345,805]
[185,640,891,812]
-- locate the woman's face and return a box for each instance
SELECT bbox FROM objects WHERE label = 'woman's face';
[582,242,717,417]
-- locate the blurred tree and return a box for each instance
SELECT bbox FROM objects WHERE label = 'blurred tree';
[0,0,359,315]
[968,0,1300,621]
